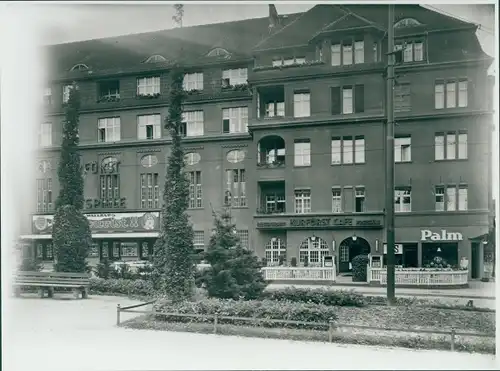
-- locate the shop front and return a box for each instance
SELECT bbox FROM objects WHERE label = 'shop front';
[20,212,161,268]
[370,226,489,281]
[254,213,384,275]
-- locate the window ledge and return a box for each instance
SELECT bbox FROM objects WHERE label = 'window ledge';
[395,161,413,164]
[331,162,365,166]
[188,208,204,211]
[434,158,468,163]
[293,165,312,168]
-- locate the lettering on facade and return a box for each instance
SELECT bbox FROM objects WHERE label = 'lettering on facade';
[290,218,331,228]
[256,217,382,229]
[84,161,98,174]
[356,220,381,226]
[85,197,126,209]
[256,221,287,228]
[421,229,463,242]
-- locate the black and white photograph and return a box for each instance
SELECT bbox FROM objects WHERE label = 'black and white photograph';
[1,1,498,370]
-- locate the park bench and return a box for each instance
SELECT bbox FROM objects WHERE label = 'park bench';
[13,271,91,299]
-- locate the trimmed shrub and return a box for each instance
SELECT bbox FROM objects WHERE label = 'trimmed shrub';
[290,257,297,267]
[154,298,337,330]
[18,257,43,272]
[94,258,113,279]
[89,277,153,297]
[352,254,369,282]
[262,287,366,307]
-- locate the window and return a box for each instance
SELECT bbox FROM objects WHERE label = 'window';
[266,238,286,266]
[137,76,160,96]
[62,85,72,104]
[435,79,468,109]
[458,80,468,107]
[354,41,364,64]
[436,185,467,211]
[140,173,160,209]
[332,85,364,115]
[98,117,121,142]
[193,231,205,250]
[225,169,246,207]
[355,187,365,212]
[395,188,411,212]
[265,102,285,117]
[222,68,248,86]
[435,131,467,160]
[458,185,468,211]
[43,88,52,105]
[293,92,310,118]
[36,243,53,261]
[331,40,364,66]
[331,136,365,164]
[99,80,120,101]
[373,42,379,62]
[181,111,204,137]
[458,132,468,159]
[395,136,411,162]
[294,140,311,166]
[435,186,445,211]
[273,57,305,66]
[446,186,457,211]
[185,152,201,166]
[100,172,120,208]
[36,178,52,212]
[394,41,424,62]
[394,83,411,112]
[70,63,89,71]
[342,87,353,114]
[121,243,138,258]
[222,107,248,133]
[137,114,161,140]
[342,43,353,65]
[39,123,52,147]
[141,154,158,168]
[299,237,329,267]
[188,171,202,208]
[265,193,286,213]
[331,44,341,66]
[145,55,167,63]
[294,189,311,214]
[183,72,203,91]
[226,150,245,164]
[332,188,342,213]
[141,242,151,259]
[237,230,249,249]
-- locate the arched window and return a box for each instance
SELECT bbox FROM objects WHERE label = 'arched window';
[70,64,89,71]
[265,237,286,266]
[207,47,231,58]
[144,55,167,63]
[257,135,285,166]
[394,18,422,28]
[299,236,329,267]
[184,152,201,166]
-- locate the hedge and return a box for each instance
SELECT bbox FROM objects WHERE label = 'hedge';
[89,277,153,297]
[262,287,366,307]
[154,298,338,330]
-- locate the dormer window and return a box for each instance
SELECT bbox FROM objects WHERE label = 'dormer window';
[222,68,247,87]
[144,55,167,63]
[394,18,422,28]
[395,40,424,63]
[207,48,231,58]
[70,64,89,72]
[332,38,364,66]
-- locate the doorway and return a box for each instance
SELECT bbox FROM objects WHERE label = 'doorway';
[338,237,371,273]
[471,243,480,279]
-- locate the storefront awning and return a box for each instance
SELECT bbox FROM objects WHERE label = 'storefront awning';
[20,232,160,240]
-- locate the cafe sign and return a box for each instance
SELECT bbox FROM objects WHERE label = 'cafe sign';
[421,229,463,242]
[32,212,160,234]
[256,216,383,230]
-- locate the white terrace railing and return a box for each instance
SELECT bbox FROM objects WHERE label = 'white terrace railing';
[368,267,469,286]
[261,266,336,282]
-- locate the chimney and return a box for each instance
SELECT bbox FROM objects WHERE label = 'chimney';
[268,4,280,32]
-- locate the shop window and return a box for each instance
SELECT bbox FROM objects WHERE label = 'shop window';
[299,236,329,267]
[422,243,459,268]
[265,237,286,266]
[121,242,138,258]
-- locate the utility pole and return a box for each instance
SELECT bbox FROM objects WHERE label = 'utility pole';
[385,4,396,305]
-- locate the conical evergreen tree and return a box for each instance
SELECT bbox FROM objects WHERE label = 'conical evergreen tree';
[152,68,195,301]
[52,83,92,273]
[202,208,266,300]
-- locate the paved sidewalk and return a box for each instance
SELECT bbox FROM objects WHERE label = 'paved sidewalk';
[267,281,497,299]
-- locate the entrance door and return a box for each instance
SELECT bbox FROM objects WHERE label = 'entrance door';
[471,243,479,279]
[339,243,350,272]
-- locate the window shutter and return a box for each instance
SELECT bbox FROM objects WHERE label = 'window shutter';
[331,87,341,115]
[355,84,365,113]
[222,119,230,133]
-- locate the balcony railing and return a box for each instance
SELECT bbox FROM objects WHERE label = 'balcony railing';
[257,160,285,168]
[256,207,286,215]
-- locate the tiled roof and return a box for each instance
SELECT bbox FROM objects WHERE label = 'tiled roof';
[254,4,475,51]
[46,13,302,77]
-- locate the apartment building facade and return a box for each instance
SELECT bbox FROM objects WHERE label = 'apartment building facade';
[23,5,493,279]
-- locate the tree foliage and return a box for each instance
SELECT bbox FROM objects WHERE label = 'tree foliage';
[201,209,266,300]
[152,68,195,301]
[52,84,91,273]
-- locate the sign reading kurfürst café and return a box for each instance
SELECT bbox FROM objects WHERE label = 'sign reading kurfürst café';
[32,212,160,234]
[256,216,383,230]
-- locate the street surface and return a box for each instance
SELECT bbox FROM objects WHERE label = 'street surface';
[3,294,498,371]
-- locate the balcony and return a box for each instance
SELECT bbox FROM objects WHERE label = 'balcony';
[258,181,286,216]
[256,85,286,122]
[257,135,286,179]
[97,80,120,104]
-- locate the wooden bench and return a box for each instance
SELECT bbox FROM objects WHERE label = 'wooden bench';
[13,271,91,299]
